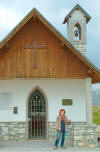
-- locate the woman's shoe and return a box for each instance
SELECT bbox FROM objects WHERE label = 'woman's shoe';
[54,146,58,150]
[61,146,66,149]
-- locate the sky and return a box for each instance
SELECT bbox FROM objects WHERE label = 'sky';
[0,0,100,89]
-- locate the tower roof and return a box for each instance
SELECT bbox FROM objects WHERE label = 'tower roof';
[63,4,91,24]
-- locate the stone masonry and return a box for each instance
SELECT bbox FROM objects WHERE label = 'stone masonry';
[49,122,100,147]
[0,122,26,141]
[71,42,87,56]
[0,121,100,148]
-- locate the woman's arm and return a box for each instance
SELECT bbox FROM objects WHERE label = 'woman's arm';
[56,116,61,131]
[65,116,71,125]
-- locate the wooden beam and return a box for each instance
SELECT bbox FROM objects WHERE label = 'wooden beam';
[4,43,10,49]
[32,15,37,22]
[60,42,65,48]
[88,69,93,75]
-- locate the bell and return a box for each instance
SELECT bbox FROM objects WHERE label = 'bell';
[74,29,79,37]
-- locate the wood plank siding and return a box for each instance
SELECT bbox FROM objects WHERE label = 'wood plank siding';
[0,17,99,83]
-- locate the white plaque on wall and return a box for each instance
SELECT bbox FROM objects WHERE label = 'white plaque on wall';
[0,92,12,110]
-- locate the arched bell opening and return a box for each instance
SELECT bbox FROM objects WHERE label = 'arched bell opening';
[74,23,81,41]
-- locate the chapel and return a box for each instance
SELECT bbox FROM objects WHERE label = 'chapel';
[0,4,100,141]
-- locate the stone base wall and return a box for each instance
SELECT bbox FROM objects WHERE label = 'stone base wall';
[48,121,100,147]
[71,42,87,56]
[0,122,26,141]
[73,122,98,146]
[0,121,100,148]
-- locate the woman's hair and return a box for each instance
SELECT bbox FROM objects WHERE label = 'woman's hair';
[59,109,66,115]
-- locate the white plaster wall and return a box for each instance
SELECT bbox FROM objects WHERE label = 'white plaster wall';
[0,79,86,122]
[67,9,86,42]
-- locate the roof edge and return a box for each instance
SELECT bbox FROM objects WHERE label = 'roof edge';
[0,7,37,47]
[0,7,100,83]
[63,4,91,24]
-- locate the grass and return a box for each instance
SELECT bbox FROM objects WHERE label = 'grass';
[92,106,100,126]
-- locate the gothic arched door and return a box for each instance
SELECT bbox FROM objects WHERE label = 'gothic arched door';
[28,89,47,140]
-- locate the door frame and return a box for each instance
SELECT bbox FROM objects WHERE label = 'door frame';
[26,86,48,140]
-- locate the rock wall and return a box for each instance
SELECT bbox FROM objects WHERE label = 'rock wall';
[0,121,100,148]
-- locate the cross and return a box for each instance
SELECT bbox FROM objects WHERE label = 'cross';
[24,38,47,69]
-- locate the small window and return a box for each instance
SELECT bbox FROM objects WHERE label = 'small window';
[74,23,81,41]
[13,107,18,114]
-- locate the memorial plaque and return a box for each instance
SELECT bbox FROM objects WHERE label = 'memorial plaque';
[62,99,73,105]
[0,92,12,110]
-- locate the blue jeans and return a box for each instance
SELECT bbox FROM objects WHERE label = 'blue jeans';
[54,131,66,147]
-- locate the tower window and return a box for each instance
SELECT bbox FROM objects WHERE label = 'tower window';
[74,23,81,41]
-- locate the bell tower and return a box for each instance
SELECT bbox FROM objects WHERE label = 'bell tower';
[63,4,91,55]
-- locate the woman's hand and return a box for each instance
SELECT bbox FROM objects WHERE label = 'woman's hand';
[68,120,71,124]
[58,128,61,131]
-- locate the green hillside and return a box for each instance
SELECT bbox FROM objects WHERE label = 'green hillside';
[93,106,100,125]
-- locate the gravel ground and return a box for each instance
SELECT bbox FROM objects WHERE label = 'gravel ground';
[0,140,100,152]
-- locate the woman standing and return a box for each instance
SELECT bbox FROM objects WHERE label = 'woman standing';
[54,109,71,149]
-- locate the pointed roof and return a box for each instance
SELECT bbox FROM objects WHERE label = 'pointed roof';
[63,4,91,24]
[0,7,100,83]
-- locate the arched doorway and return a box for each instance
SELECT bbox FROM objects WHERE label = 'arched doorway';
[26,87,48,140]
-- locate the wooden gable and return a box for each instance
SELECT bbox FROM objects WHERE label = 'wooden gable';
[0,8,100,83]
